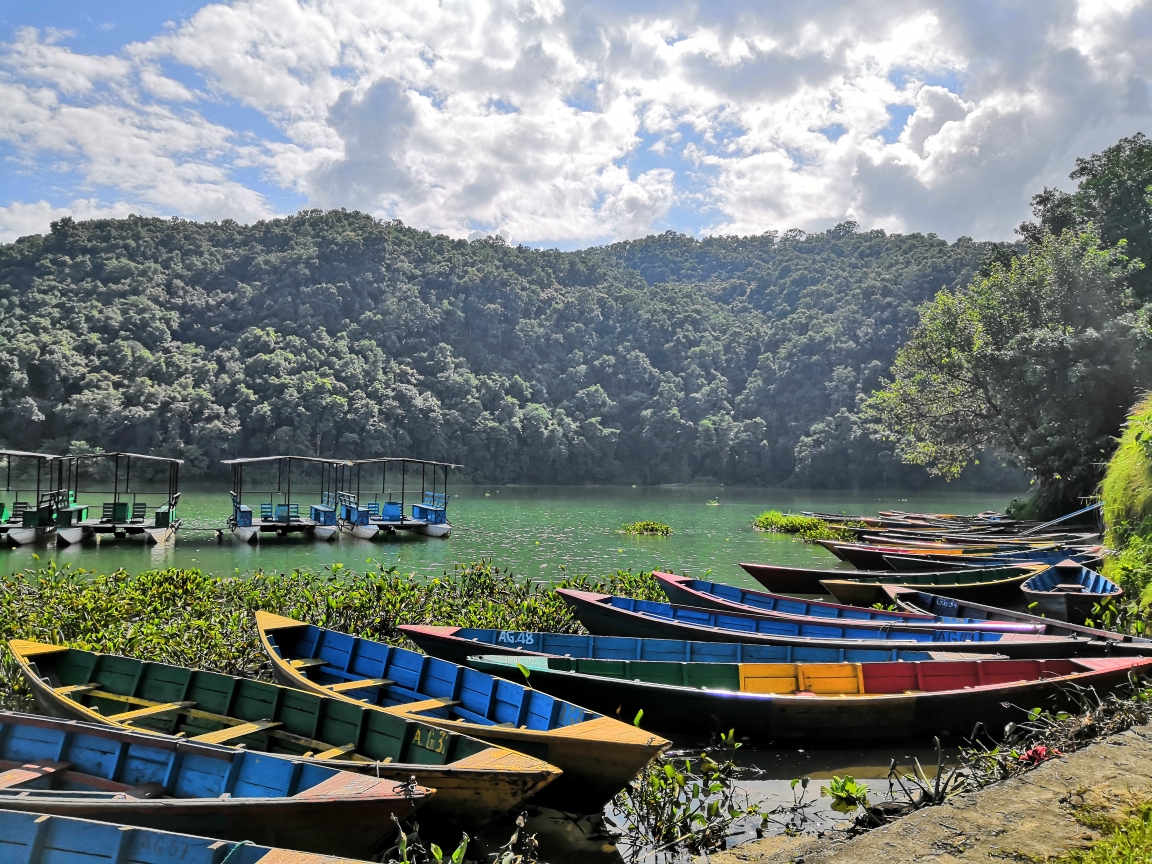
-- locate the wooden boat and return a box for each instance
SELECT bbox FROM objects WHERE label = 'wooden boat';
[819,565,1044,606]
[0,711,427,857]
[655,573,1045,633]
[0,810,371,864]
[555,589,1091,657]
[818,540,1060,570]
[884,586,1152,655]
[468,654,1152,742]
[738,561,1039,594]
[1020,560,1123,624]
[9,639,558,831]
[882,546,1104,572]
[399,625,997,668]
[256,612,668,810]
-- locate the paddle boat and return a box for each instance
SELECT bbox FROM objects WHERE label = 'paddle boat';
[0,450,65,546]
[819,564,1047,606]
[9,639,560,831]
[0,810,372,864]
[339,458,459,539]
[0,711,428,857]
[555,588,1090,657]
[224,456,347,542]
[256,612,669,810]
[883,585,1152,655]
[655,572,1045,633]
[60,452,183,545]
[1019,559,1123,624]
[468,654,1152,742]
[399,625,997,668]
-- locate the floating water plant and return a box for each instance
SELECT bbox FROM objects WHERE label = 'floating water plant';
[621,521,672,536]
[751,510,861,542]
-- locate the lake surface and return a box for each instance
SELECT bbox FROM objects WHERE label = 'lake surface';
[2,483,1018,581]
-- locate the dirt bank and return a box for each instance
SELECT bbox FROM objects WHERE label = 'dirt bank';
[709,724,1152,863]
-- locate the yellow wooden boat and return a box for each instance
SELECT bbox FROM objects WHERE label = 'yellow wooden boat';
[9,638,560,832]
[256,611,670,810]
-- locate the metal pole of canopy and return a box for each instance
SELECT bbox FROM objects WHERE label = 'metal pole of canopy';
[287,458,292,510]
[356,463,361,503]
[113,454,120,509]
[421,463,426,502]
[35,457,41,508]
[400,462,405,520]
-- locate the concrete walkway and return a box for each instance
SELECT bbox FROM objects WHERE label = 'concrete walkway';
[709,725,1152,863]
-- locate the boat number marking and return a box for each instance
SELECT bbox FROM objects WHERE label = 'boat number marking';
[497,632,535,645]
[411,727,448,754]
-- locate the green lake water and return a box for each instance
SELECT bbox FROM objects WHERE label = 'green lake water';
[3,483,1018,582]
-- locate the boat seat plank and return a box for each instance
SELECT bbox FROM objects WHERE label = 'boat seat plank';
[110,701,197,723]
[190,720,281,745]
[55,683,100,697]
[290,658,328,669]
[387,697,461,714]
[325,677,393,693]
[0,761,73,791]
[311,743,358,760]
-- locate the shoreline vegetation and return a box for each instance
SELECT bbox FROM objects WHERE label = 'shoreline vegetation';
[751,510,862,542]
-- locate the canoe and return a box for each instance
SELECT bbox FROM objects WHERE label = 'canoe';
[0,711,427,857]
[737,561,1039,594]
[399,625,996,668]
[0,810,370,864]
[655,572,1044,633]
[1020,560,1123,624]
[819,540,1067,570]
[819,565,1044,607]
[256,612,668,810]
[882,547,1104,572]
[9,639,558,831]
[555,589,1091,658]
[884,586,1152,655]
[468,653,1152,742]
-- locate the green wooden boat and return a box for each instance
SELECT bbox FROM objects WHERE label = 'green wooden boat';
[819,564,1045,606]
[9,639,560,832]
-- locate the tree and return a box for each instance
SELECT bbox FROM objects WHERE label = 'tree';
[864,228,1152,515]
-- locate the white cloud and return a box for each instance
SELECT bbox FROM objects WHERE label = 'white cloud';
[1,0,1151,244]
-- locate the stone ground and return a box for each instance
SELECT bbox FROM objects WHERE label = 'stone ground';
[706,724,1152,863]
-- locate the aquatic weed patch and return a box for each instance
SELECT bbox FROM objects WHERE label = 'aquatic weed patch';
[0,559,663,709]
[621,521,673,536]
[751,511,861,542]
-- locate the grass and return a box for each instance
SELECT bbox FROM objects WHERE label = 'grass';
[1101,393,1152,599]
[0,559,664,709]
[751,510,862,542]
[1053,802,1152,864]
[621,521,673,536]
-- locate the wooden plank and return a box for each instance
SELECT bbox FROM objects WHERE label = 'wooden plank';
[55,683,99,697]
[0,761,73,790]
[290,658,328,670]
[325,678,393,694]
[311,743,358,760]
[190,720,281,745]
[109,701,196,723]
[388,697,461,714]
[9,640,69,658]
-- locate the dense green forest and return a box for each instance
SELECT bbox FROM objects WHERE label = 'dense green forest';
[0,213,1008,486]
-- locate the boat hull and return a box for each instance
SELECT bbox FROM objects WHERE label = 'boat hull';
[819,570,1034,607]
[55,525,94,545]
[414,521,451,538]
[231,524,260,543]
[341,522,381,540]
[0,712,424,858]
[469,656,1151,742]
[556,589,1091,659]
[11,640,555,833]
[144,520,180,544]
[258,612,668,811]
[7,526,55,546]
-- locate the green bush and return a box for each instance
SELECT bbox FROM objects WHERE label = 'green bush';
[1101,393,1152,598]
[620,521,672,536]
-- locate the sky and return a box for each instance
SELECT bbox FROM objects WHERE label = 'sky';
[1,0,1151,248]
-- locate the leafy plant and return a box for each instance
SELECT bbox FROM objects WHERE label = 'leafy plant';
[621,521,672,536]
[752,510,862,542]
[820,775,870,813]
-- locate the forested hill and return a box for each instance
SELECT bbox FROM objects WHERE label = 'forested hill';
[0,211,1006,486]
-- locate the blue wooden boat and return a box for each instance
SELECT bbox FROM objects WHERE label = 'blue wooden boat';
[0,810,371,863]
[0,711,429,857]
[398,625,997,667]
[737,561,1039,594]
[555,589,1092,658]
[882,546,1104,571]
[885,586,1152,655]
[257,612,668,810]
[655,573,1044,633]
[1020,559,1123,624]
